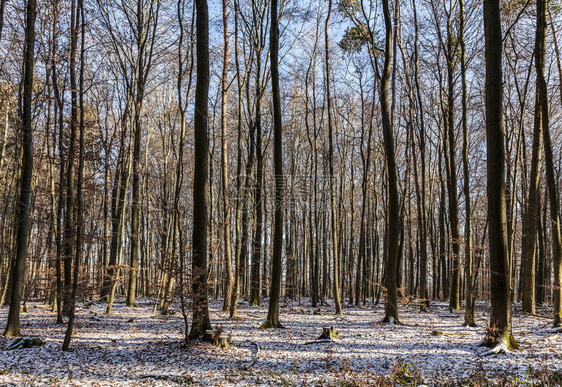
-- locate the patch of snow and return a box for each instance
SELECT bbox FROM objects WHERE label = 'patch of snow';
[0,299,559,385]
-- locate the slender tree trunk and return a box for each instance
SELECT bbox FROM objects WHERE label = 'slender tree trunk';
[221,0,233,312]
[542,113,562,326]
[51,5,64,321]
[62,0,80,315]
[230,0,244,319]
[127,94,143,307]
[460,0,475,326]
[522,0,547,315]
[127,0,159,307]
[438,145,447,299]
[536,196,546,305]
[63,0,84,349]
[324,0,341,315]
[250,94,263,306]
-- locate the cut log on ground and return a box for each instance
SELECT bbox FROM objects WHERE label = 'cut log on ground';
[7,338,45,350]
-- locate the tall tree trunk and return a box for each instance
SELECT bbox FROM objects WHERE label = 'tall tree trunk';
[540,0,562,328]
[62,0,80,315]
[229,0,244,319]
[445,17,461,311]
[63,0,84,349]
[263,0,283,329]
[325,0,342,315]
[4,0,37,338]
[250,86,263,307]
[522,0,547,315]
[381,0,399,324]
[127,0,159,307]
[482,0,518,349]
[221,0,233,313]
[127,87,143,307]
[51,2,65,321]
[439,154,448,300]
[189,0,212,339]
[460,0,475,326]
[175,0,194,327]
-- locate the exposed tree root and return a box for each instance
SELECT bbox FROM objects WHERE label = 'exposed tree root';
[478,330,519,356]
[260,320,284,329]
[303,339,334,345]
[240,340,260,370]
[542,326,562,334]
[381,316,401,325]
[481,338,510,356]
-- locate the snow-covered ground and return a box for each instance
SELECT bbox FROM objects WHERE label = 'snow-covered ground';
[0,298,560,385]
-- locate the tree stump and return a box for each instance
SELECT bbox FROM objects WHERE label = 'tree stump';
[317,326,338,340]
[217,337,229,349]
[203,329,229,349]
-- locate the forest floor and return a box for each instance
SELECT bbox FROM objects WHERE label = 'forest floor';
[0,298,561,386]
